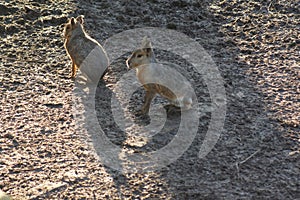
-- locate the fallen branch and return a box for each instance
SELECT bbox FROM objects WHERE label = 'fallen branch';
[239,149,261,165]
[235,149,261,178]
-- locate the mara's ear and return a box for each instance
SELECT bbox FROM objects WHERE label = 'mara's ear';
[145,48,152,56]
[70,17,76,26]
[141,36,152,49]
[76,15,84,24]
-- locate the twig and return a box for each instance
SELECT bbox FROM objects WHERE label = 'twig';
[235,149,261,178]
[239,149,261,165]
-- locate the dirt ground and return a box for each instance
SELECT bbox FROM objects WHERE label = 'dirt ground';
[0,0,299,199]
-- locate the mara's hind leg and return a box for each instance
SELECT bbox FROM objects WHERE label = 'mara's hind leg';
[166,96,193,113]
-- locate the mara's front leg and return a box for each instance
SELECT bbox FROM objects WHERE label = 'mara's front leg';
[71,62,77,78]
[141,90,156,115]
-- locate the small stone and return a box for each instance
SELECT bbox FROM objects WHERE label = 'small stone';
[166,23,177,30]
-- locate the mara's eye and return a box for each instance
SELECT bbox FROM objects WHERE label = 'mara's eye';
[136,54,143,58]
